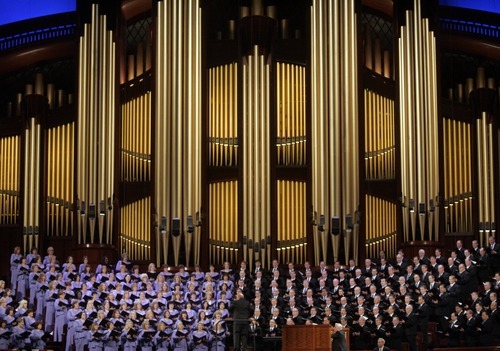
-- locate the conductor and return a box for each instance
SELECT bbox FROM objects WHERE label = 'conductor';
[331,323,348,351]
[229,288,251,351]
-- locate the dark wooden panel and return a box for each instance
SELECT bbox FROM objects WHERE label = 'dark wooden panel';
[0,226,22,280]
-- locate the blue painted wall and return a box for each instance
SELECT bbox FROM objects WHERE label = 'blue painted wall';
[440,0,500,13]
[0,0,76,26]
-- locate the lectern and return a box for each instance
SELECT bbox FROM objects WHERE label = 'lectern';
[282,324,333,351]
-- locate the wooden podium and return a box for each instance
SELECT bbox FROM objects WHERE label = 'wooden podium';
[282,325,332,351]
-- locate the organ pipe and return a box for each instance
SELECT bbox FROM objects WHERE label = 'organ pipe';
[209,63,238,167]
[121,93,151,182]
[365,195,397,258]
[276,63,306,166]
[46,123,74,237]
[311,0,359,264]
[0,136,20,225]
[77,4,115,245]
[364,90,395,180]
[209,181,238,265]
[155,0,202,266]
[242,45,271,269]
[398,0,439,242]
[120,197,151,261]
[276,181,307,264]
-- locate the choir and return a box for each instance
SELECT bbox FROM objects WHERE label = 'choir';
[0,237,499,351]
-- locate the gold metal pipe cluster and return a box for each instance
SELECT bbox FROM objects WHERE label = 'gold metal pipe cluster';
[209,181,238,266]
[242,45,271,269]
[46,122,74,237]
[276,62,306,166]
[209,63,238,167]
[311,0,359,264]
[443,118,472,234]
[0,136,20,225]
[120,197,151,261]
[398,0,439,242]
[364,90,395,180]
[23,118,41,253]
[121,93,151,182]
[365,195,397,258]
[277,181,307,265]
[155,0,202,266]
[477,112,495,246]
[77,4,116,245]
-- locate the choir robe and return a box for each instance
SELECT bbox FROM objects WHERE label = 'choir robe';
[29,329,46,349]
[154,329,173,351]
[120,329,138,351]
[35,283,47,320]
[16,265,29,300]
[54,298,69,342]
[74,319,90,351]
[172,329,190,351]
[210,330,227,351]
[0,328,11,350]
[44,290,57,332]
[10,253,21,292]
[191,330,210,351]
[65,308,81,351]
[138,328,155,351]
[88,330,104,351]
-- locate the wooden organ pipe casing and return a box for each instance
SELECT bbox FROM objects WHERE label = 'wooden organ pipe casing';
[242,45,270,269]
[311,0,359,264]
[155,0,201,266]
[0,136,20,225]
[398,0,439,243]
[208,63,238,167]
[77,4,115,245]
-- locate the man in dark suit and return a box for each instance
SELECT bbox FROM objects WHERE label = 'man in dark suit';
[463,309,477,347]
[444,312,462,347]
[478,310,495,346]
[373,338,390,351]
[415,295,430,348]
[229,289,251,351]
[487,235,500,274]
[402,305,418,351]
[386,316,404,350]
[331,323,348,351]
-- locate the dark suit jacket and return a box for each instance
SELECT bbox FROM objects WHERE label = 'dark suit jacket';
[229,297,250,324]
[331,331,348,351]
[403,313,418,336]
[373,347,390,351]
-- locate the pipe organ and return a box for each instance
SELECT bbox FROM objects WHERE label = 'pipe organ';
[46,122,74,237]
[398,0,439,243]
[242,45,271,269]
[120,197,151,261]
[276,62,306,166]
[209,181,238,266]
[155,0,202,266]
[22,91,45,253]
[0,136,20,225]
[470,69,498,247]
[77,4,116,245]
[443,118,472,234]
[209,63,238,167]
[121,93,151,182]
[277,181,307,264]
[364,90,395,180]
[365,195,397,258]
[311,0,360,264]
